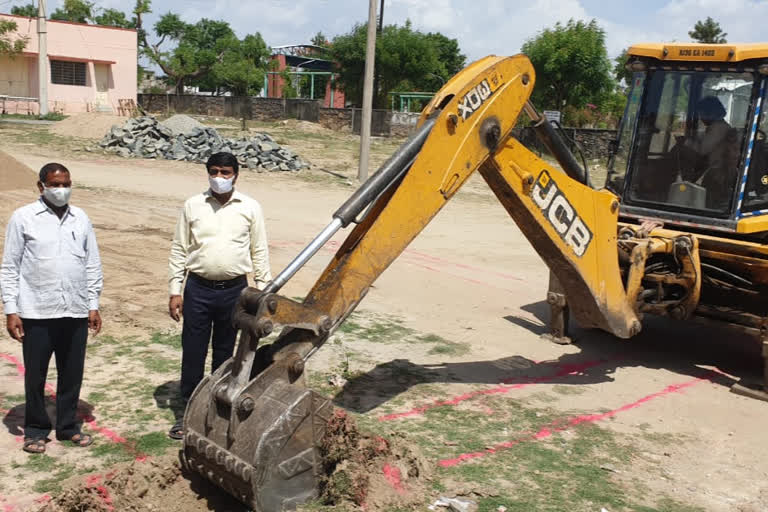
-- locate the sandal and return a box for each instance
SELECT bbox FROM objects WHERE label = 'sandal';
[23,438,46,454]
[67,433,93,447]
[168,420,184,440]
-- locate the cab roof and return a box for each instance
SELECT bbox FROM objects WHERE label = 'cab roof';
[628,43,768,63]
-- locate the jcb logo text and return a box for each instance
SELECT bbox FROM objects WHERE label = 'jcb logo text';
[532,171,593,257]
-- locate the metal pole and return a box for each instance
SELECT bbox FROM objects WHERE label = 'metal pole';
[357,0,377,181]
[37,0,48,116]
[330,75,335,108]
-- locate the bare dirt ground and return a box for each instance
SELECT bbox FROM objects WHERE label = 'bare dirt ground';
[0,116,767,511]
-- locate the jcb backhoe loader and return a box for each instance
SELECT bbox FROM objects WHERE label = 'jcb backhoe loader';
[181,45,768,510]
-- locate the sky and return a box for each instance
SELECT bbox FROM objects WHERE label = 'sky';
[6,0,768,62]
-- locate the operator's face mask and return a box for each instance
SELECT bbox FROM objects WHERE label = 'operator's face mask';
[42,186,72,207]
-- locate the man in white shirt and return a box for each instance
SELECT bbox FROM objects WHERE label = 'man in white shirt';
[167,152,272,439]
[1,162,103,454]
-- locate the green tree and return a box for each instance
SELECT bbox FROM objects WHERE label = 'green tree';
[422,31,465,88]
[613,48,633,87]
[10,3,37,17]
[140,14,269,95]
[208,33,271,95]
[310,31,329,48]
[50,0,95,23]
[93,8,133,28]
[521,19,614,112]
[0,19,28,56]
[689,17,727,43]
[330,21,461,107]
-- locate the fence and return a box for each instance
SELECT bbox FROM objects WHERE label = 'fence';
[136,94,617,159]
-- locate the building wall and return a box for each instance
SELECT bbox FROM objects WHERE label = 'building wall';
[0,14,137,114]
[267,54,345,108]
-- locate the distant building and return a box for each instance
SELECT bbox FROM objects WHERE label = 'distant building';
[0,13,137,114]
[267,44,345,108]
[138,70,173,94]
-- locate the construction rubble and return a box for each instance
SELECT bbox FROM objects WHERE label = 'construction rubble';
[98,115,310,172]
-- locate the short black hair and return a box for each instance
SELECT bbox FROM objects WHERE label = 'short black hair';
[39,162,70,184]
[206,152,239,174]
[697,96,727,122]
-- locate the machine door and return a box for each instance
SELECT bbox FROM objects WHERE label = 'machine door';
[622,68,757,218]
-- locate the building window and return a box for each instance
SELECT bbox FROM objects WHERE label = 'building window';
[50,60,87,86]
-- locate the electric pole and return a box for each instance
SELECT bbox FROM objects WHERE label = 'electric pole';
[37,0,48,116]
[357,0,377,181]
[371,0,383,113]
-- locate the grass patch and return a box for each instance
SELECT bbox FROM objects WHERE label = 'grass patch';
[14,454,59,472]
[134,431,177,456]
[32,463,77,494]
[140,354,178,374]
[150,331,182,348]
[337,312,471,356]
[552,384,587,396]
[87,390,108,403]
[1,112,67,121]
[421,334,471,357]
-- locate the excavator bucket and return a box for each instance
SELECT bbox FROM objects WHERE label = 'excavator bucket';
[182,353,333,510]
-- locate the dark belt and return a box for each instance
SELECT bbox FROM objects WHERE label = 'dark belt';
[189,272,246,290]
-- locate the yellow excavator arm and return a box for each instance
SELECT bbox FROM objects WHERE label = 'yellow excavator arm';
[181,54,684,510]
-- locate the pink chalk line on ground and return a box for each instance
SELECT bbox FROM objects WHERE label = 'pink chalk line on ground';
[438,372,713,467]
[379,358,611,421]
[0,351,147,460]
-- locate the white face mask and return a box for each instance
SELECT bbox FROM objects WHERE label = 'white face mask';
[42,186,71,207]
[209,176,234,194]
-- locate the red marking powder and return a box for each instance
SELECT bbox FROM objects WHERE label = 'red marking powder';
[379,358,609,421]
[0,354,25,376]
[95,486,114,511]
[382,464,404,493]
[439,375,710,467]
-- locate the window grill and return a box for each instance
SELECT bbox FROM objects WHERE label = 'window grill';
[51,60,87,86]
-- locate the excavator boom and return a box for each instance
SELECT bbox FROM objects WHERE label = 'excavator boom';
[182,54,672,510]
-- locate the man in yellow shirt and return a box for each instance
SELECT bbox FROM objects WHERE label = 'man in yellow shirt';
[167,152,272,439]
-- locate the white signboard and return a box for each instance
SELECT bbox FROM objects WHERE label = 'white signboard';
[543,110,561,124]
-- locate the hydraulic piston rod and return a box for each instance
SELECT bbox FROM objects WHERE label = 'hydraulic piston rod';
[264,114,438,294]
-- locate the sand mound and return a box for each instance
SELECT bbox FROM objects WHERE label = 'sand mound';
[37,455,247,512]
[0,150,38,192]
[318,409,431,509]
[50,113,126,140]
[278,119,331,134]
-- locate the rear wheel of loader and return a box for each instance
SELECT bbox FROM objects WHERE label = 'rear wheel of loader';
[182,356,333,511]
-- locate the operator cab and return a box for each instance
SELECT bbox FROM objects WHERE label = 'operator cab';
[606,44,768,233]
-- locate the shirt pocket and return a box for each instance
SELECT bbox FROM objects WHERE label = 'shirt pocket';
[66,229,87,260]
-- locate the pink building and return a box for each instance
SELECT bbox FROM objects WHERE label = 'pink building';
[0,14,137,114]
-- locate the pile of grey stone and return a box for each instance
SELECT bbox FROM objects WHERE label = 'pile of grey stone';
[98,115,310,172]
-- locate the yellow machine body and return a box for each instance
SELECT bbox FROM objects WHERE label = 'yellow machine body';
[181,46,768,510]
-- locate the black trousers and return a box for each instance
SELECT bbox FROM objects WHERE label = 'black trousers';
[21,317,88,440]
[180,275,246,401]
